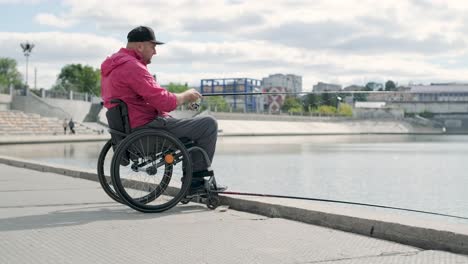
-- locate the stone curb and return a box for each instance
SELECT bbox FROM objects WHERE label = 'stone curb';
[0,131,449,145]
[0,135,110,145]
[0,155,466,256]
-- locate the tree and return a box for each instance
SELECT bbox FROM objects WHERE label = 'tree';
[303,94,320,111]
[320,92,338,107]
[0,57,23,90]
[385,80,397,91]
[281,96,303,113]
[201,96,229,112]
[52,64,101,95]
[166,82,189,93]
[364,82,375,91]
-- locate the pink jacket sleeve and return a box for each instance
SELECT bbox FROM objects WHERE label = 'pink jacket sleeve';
[126,62,177,112]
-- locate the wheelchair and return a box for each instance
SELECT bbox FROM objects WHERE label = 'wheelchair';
[97,99,223,213]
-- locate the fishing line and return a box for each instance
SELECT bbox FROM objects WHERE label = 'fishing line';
[198,90,464,219]
[200,91,404,96]
[218,191,468,220]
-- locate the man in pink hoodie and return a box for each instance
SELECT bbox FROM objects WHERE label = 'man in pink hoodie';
[101,26,219,192]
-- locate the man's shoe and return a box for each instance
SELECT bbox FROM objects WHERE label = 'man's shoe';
[187,178,206,196]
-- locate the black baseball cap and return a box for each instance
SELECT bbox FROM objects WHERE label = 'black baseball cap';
[127,26,165,45]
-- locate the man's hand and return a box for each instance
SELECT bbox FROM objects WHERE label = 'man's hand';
[176,88,202,106]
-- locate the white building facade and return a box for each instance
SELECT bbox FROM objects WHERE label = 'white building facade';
[261,74,302,94]
[312,82,342,92]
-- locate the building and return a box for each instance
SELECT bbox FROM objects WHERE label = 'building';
[200,78,262,112]
[313,82,342,92]
[261,74,302,94]
[410,84,468,102]
[343,85,365,91]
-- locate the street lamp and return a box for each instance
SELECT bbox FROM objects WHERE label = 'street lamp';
[20,42,34,87]
[336,96,342,110]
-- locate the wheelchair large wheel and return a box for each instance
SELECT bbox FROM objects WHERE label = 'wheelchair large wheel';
[111,129,192,213]
[97,140,158,205]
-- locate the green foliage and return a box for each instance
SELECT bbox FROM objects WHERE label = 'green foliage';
[0,57,23,90]
[166,82,188,93]
[303,94,320,111]
[385,80,397,91]
[316,105,337,115]
[201,96,229,111]
[352,90,369,102]
[52,64,101,95]
[364,82,375,91]
[320,92,335,107]
[288,106,303,113]
[419,111,434,118]
[303,93,352,113]
[281,96,302,113]
[338,103,353,116]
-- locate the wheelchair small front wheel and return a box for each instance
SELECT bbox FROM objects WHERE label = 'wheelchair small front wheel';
[111,129,192,213]
[207,195,220,210]
[97,140,122,203]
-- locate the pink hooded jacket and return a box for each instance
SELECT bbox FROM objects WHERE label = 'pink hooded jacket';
[101,48,177,129]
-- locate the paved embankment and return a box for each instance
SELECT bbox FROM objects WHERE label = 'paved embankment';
[0,156,467,263]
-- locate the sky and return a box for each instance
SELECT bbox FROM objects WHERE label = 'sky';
[1,0,468,91]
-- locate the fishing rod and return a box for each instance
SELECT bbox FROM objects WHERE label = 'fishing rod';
[188,91,352,110]
[188,90,404,109]
[200,90,407,97]
[217,191,468,220]
[202,92,308,97]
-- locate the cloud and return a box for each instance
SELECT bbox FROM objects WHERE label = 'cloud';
[182,13,265,33]
[35,13,76,28]
[0,31,121,88]
[252,20,360,50]
[0,0,43,3]
[332,34,466,55]
[2,29,468,90]
[2,0,468,90]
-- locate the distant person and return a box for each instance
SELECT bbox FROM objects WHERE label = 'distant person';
[68,119,75,134]
[62,119,68,135]
[100,25,222,193]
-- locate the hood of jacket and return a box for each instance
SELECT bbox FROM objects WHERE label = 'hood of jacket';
[101,48,143,77]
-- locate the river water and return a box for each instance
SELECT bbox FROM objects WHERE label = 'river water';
[1,135,467,221]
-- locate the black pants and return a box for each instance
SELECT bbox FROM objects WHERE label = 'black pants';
[145,115,218,172]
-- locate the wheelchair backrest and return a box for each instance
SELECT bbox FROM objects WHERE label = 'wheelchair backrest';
[106,99,131,148]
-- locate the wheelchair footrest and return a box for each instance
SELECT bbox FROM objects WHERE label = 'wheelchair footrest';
[192,169,214,178]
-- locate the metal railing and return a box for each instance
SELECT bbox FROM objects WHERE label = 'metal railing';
[0,85,8,95]
[39,89,97,102]
[44,90,70,100]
